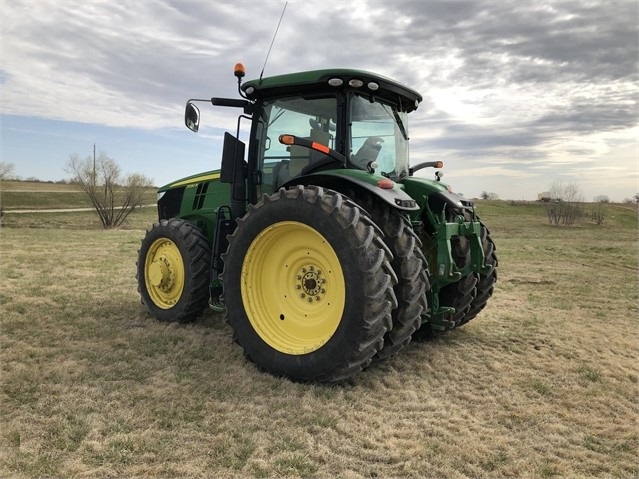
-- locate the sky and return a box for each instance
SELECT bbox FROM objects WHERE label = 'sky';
[1,0,637,201]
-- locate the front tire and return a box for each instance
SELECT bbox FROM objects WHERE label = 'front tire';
[222,186,397,382]
[137,219,210,323]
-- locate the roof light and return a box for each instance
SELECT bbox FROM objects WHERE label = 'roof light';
[367,82,379,91]
[245,86,255,95]
[377,178,394,189]
[234,63,246,78]
[349,79,364,88]
[328,78,343,87]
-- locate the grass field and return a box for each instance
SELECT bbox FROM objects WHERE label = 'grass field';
[1,191,637,478]
[1,180,156,210]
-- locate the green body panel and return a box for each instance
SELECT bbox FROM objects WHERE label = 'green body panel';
[159,170,221,191]
[401,177,449,208]
[157,169,231,245]
[316,167,386,186]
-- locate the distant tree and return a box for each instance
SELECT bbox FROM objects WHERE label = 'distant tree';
[66,152,153,229]
[545,180,584,226]
[0,162,15,180]
[480,191,499,200]
[622,197,634,204]
[594,195,610,203]
[634,193,639,204]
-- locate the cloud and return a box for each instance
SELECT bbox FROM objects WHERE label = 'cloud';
[1,0,637,199]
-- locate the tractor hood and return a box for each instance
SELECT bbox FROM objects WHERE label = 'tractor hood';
[158,170,221,192]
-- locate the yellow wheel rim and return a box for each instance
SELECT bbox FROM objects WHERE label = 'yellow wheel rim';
[144,238,185,309]
[241,221,345,355]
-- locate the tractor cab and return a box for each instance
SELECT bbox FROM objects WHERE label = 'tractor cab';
[184,68,424,204]
[239,69,422,193]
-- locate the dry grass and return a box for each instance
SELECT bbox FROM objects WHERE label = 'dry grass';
[0,201,637,478]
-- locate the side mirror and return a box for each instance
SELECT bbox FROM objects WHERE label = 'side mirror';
[185,103,200,132]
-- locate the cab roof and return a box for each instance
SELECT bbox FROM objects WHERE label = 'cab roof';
[242,69,423,113]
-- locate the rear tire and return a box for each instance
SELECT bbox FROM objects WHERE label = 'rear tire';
[137,219,210,322]
[346,193,429,360]
[222,186,397,382]
[440,273,478,327]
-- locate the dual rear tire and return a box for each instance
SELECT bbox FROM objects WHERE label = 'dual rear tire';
[222,186,397,382]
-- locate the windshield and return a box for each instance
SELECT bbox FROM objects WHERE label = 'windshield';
[349,95,410,179]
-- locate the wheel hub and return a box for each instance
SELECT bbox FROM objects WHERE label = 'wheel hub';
[144,237,185,309]
[148,256,175,291]
[297,265,326,301]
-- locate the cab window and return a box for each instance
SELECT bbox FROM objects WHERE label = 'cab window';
[256,97,337,192]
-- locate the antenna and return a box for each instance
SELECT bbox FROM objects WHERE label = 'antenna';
[259,1,288,82]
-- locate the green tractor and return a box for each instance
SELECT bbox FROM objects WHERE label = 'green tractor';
[137,64,497,382]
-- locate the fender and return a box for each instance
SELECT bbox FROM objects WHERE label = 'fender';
[427,190,474,215]
[281,172,419,211]
[401,176,474,215]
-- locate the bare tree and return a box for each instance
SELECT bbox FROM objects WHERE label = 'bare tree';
[480,191,499,200]
[67,152,153,229]
[0,162,15,180]
[594,194,610,203]
[590,203,606,225]
[545,180,584,226]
